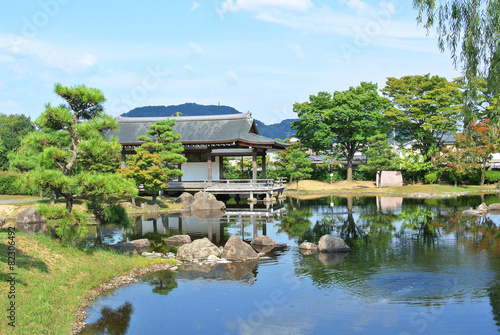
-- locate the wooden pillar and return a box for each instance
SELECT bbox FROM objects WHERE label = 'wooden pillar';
[207,152,212,183]
[178,164,182,181]
[252,149,257,182]
[261,151,267,179]
[121,151,126,169]
[219,156,224,179]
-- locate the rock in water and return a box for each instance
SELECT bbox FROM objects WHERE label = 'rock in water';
[221,235,259,261]
[176,192,194,204]
[127,239,151,253]
[177,237,221,262]
[299,242,318,250]
[318,235,350,252]
[164,235,192,246]
[250,235,277,246]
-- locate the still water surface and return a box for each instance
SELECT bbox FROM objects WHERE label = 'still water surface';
[80,195,500,334]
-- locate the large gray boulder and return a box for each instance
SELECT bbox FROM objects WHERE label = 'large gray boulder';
[318,235,350,252]
[194,191,216,200]
[188,197,226,211]
[250,235,277,246]
[464,203,490,216]
[177,237,221,262]
[164,235,191,247]
[16,207,46,224]
[299,242,318,250]
[176,192,194,204]
[221,235,259,261]
[127,239,151,252]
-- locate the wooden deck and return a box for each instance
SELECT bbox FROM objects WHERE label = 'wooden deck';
[166,178,286,198]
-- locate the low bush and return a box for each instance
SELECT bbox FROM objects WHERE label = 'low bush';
[424,172,438,184]
[0,171,39,195]
[485,170,500,184]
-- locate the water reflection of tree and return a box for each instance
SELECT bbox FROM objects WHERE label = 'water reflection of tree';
[440,211,500,250]
[144,270,178,295]
[277,207,313,242]
[397,208,441,241]
[81,302,133,335]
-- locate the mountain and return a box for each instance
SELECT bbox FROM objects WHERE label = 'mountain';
[254,119,298,140]
[121,103,297,140]
[121,103,240,117]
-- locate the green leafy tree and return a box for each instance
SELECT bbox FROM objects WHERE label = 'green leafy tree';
[120,119,186,203]
[0,114,34,170]
[413,1,500,98]
[292,82,389,181]
[434,140,473,187]
[399,148,435,184]
[274,142,313,191]
[360,133,399,187]
[458,119,499,185]
[382,74,463,159]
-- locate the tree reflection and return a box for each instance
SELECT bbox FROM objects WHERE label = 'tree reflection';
[398,208,440,241]
[277,207,313,242]
[144,270,178,295]
[81,302,133,335]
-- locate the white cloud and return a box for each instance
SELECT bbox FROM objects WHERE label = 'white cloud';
[346,0,372,16]
[191,2,200,11]
[0,34,98,73]
[184,64,195,72]
[223,70,238,85]
[288,44,305,58]
[41,51,98,73]
[188,42,203,56]
[219,0,314,15]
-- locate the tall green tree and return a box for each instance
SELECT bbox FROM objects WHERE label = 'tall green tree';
[273,141,313,191]
[120,119,186,203]
[434,134,477,187]
[360,134,399,187]
[460,119,499,186]
[399,148,435,184]
[10,84,128,212]
[0,114,35,170]
[292,82,389,181]
[413,0,500,97]
[382,74,463,159]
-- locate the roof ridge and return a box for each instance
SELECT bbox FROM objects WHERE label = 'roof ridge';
[117,112,252,123]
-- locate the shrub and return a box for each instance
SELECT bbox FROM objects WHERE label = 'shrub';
[424,172,438,184]
[485,170,500,184]
[0,171,39,195]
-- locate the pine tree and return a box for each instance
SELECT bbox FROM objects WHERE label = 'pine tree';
[121,119,186,203]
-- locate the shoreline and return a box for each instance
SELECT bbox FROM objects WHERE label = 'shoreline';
[71,262,178,334]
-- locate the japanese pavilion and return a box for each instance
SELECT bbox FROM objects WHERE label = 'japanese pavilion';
[105,112,288,199]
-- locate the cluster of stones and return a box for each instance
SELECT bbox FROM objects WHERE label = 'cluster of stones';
[172,234,278,263]
[110,233,280,264]
[463,202,500,216]
[298,235,350,256]
[176,191,226,214]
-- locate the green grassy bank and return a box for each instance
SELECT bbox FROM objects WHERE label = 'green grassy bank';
[0,233,176,335]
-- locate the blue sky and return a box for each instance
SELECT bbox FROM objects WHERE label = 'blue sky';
[0,0,460,125]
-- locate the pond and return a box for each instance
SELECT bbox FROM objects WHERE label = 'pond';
[78,194,500,334]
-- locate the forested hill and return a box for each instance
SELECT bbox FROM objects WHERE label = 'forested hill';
[121,103,297,140]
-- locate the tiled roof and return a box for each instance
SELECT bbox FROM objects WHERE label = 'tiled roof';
[105,113,288,149]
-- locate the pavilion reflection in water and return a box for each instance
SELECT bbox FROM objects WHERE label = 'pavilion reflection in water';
[129,201,286,245]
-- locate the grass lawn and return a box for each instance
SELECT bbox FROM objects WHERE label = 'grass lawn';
[285,180,499,196]
[0,233,176,335]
